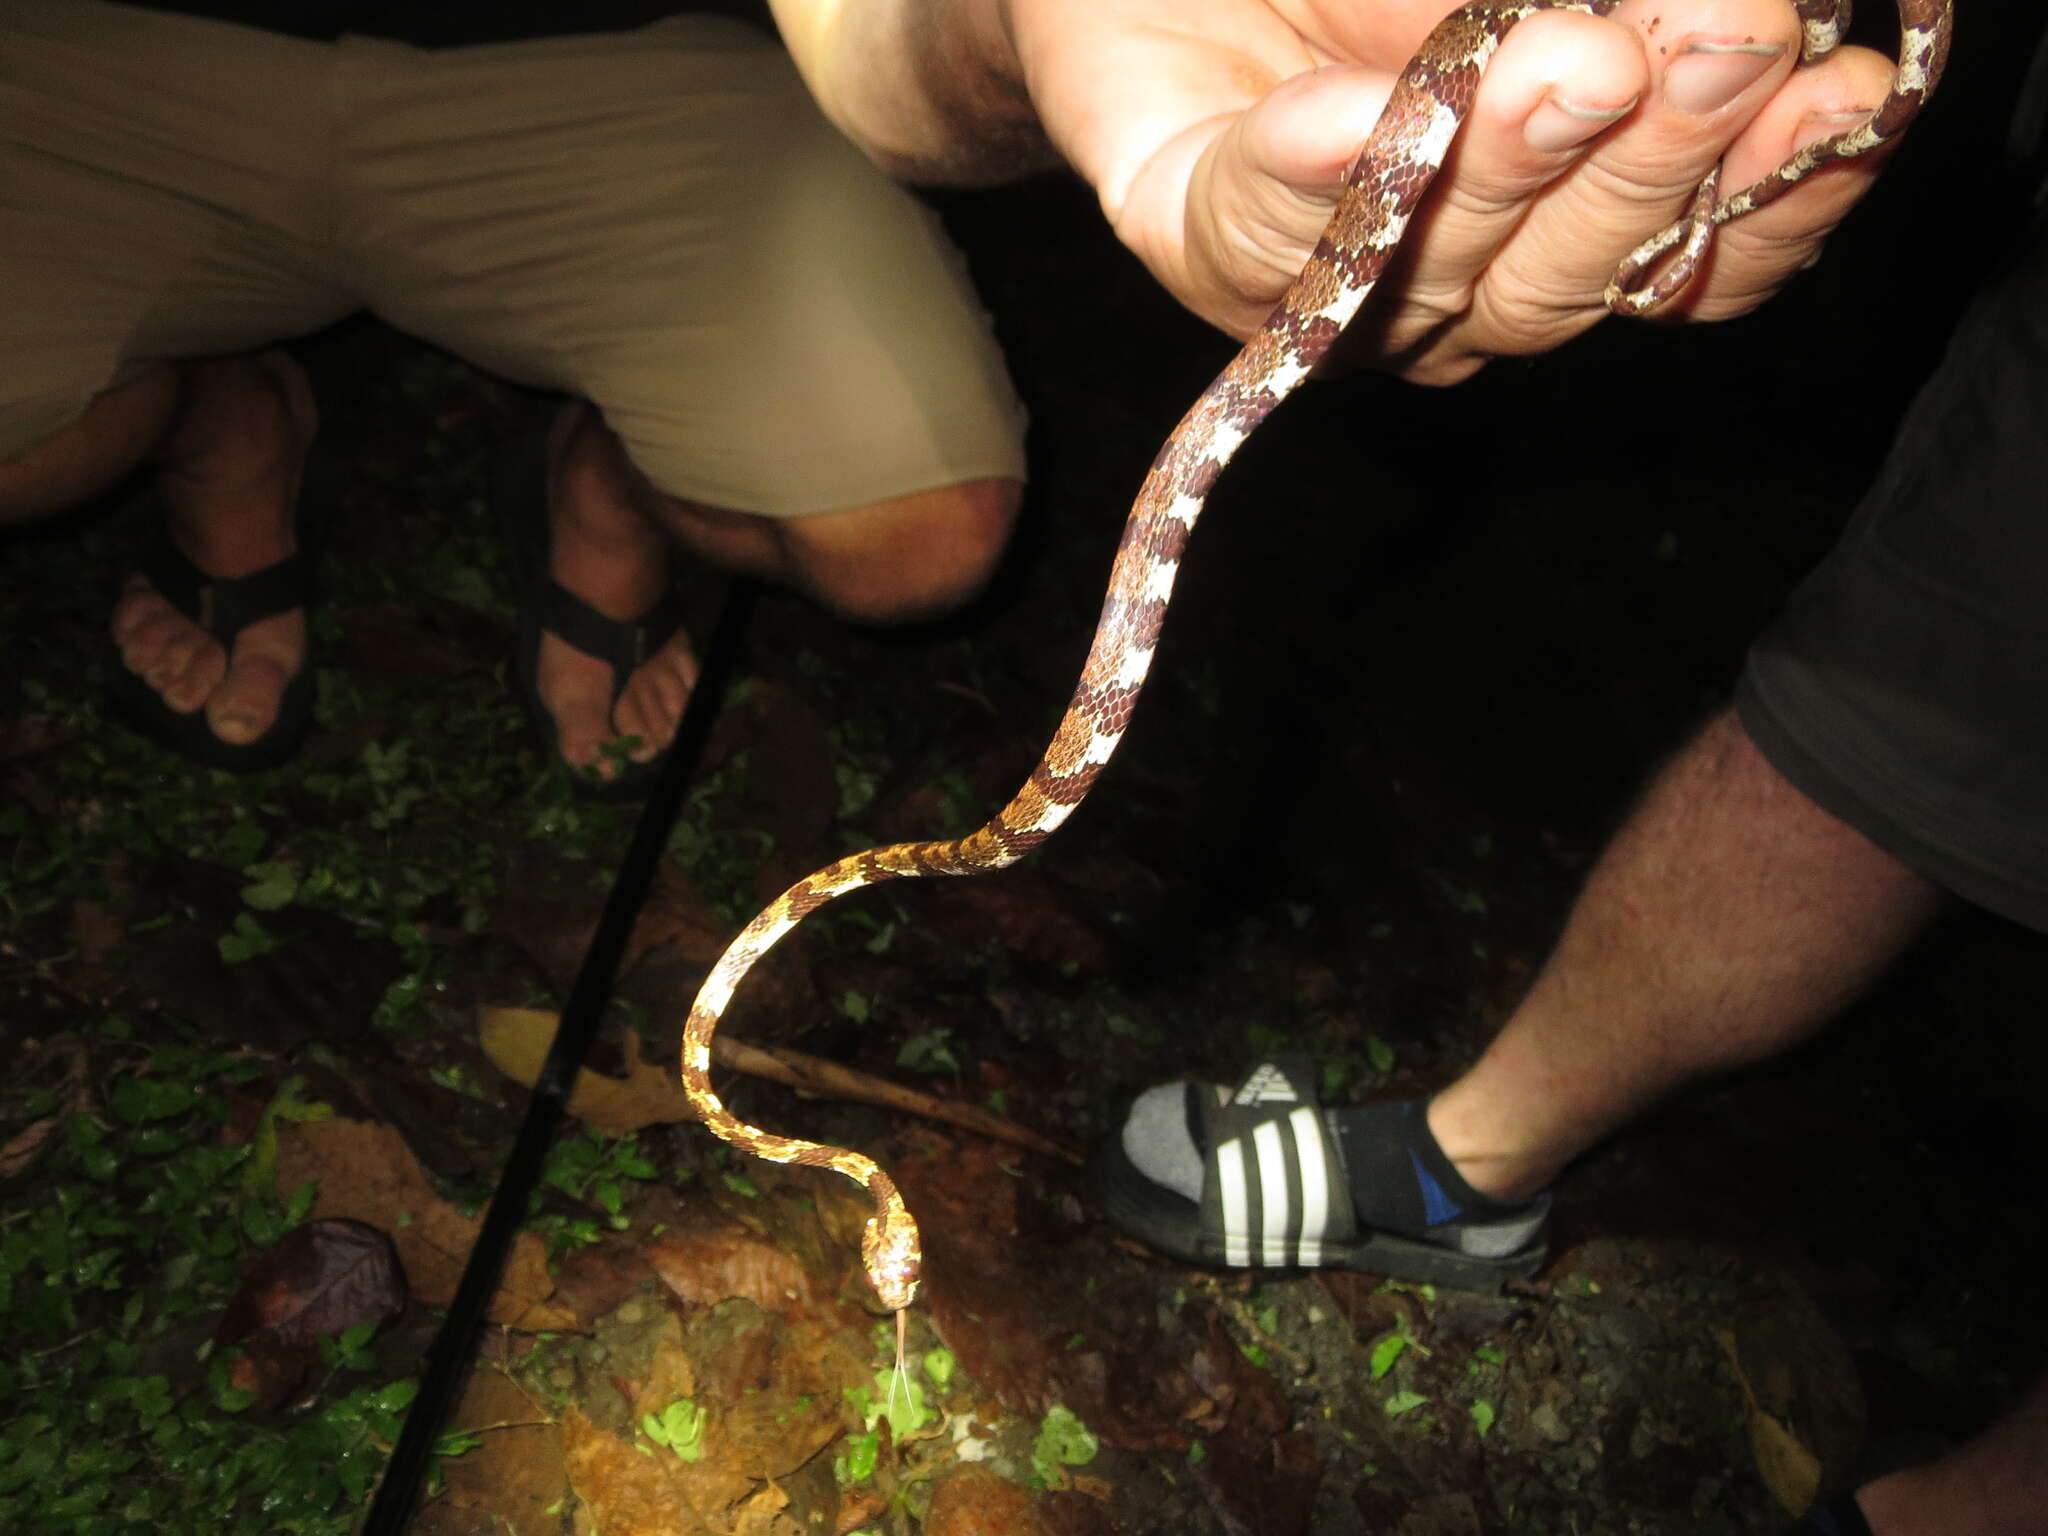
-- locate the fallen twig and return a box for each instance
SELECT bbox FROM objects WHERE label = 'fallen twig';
[477,1005,1082,1164]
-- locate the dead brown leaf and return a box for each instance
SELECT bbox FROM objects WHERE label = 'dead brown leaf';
[478,1006,693,1136]
[924,1463,1054,1536]
[0,1032,90,1180]
[546,1235,661,1331]
[214,1218,406,1411]
[272,1115,567,1329]
[1719,1329,1823,1515]
[560,1403,718,1536]
[646,1217,824,1318]
[425,1369,565,1536]
[729,1481,802,1536]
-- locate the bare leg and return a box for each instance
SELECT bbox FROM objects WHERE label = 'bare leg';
[1855,1370,2048,1536]
[1426,709,1945,1201]
[1,354,314,751]
[535,401,1020,778]
[107,352,316,750]
[0,364,180,523]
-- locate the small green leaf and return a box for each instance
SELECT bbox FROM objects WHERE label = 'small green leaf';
[240,861,298,912]
[833,1430,881,1485]
[218,912,278,965]
[1030,1404,1099,1487]
[1383,1390,1429,1417]
[1365,1035,1396,1074]
[1369,1333,1409,1381]
[640,1398,706,1461]
[215,823,266,867]
[1470,1400,1496,1438]
[921,1348,956,1390]
[895,1029,959,1075]
[108,1076,200,1125]
[877,1368,929,1437]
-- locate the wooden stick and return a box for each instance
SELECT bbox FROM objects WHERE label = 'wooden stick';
[711,1033,1083,1165]
[478,1005,1081,1165]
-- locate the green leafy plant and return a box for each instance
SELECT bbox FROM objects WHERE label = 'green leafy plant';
[640,1399,707,1462]
[1029,1405,1099,1488]
[833,1432,881,1485]
[1368,1306,1432,1381]
[895,1028,959,1075]
[845,1367,931,1439]
[218,912,279,965]
[528,1128,658,1255]
[0,1025,460,1534]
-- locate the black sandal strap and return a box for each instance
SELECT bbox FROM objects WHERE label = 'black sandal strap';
[138,535,311,645]
[536,577,688,697]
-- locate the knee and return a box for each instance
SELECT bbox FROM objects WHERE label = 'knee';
[0,365,180,525]
[790,476,1023,625]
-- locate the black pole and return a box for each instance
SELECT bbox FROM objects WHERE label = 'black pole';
[359,577,756,1534]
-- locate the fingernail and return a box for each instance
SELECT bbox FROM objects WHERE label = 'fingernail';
[1664,41,1783,114]
[1525,92,1635,154]
[1794,106,1873,151]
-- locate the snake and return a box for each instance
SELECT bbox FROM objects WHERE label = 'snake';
[679,0,1954,1317]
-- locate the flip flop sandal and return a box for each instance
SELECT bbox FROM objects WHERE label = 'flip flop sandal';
[517,570,690,804]
[504,424,692,804]
[1097,1056,1549,1292]
[108,493,321,774]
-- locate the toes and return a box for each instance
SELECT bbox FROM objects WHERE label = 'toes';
[118,608,226,713]
[611,693,665,764]
[614,651,695,763]
[213,612,303,741]
[206,653,288,745]
[109,578,165,647]
[115,578,306,734]
[551,697,620,778]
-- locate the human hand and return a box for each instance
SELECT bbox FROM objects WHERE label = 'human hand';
[1009,0,1913,383]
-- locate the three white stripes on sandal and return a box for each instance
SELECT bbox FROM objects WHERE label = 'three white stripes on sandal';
[1215,1106,1333,1267]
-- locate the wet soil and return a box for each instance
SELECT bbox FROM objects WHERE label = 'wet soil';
[5,8,2047,1533]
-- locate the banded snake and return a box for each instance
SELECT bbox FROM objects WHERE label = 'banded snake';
[679,0,1955,1318]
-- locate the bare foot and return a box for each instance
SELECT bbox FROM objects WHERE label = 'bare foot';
[534,404,699,781]
[109,352,317,750]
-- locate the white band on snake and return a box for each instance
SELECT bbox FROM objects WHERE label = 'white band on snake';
[678,0,1955,1317]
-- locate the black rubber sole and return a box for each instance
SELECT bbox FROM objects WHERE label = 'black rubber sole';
[1094,1129,1546,1294]
[110,662,314,774]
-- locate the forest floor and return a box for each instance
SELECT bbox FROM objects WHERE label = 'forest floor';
[5,11,2046,1532]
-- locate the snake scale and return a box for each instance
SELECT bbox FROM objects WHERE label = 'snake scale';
[680,0,1954,1316]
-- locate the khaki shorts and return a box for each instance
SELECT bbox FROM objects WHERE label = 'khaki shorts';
[0,1,1026,517]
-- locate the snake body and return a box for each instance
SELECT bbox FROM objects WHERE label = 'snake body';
[680,0,1954,1314]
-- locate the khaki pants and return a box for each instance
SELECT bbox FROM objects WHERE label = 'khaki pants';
[0,1,1026,516]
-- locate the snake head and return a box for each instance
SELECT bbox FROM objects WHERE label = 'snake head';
[861,1207,921,1313]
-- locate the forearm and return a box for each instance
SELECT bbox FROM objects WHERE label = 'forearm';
[767,0,1059,184]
